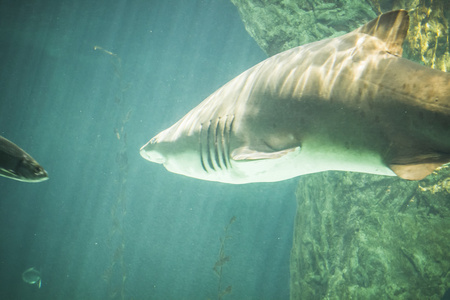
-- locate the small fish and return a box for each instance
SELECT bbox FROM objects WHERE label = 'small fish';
[22,267,42,288]
[0,136,48,182]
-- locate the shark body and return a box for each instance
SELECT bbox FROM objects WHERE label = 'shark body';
[140,10,450,184]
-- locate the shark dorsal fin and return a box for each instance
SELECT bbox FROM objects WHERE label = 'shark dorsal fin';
[355,10,409,56]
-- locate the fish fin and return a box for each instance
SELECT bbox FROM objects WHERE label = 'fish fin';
[389,162,447,180]
[356,10,409,56]
[38,279,41,289]
[231,146,298,161]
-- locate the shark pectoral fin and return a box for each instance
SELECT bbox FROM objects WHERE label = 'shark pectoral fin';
[231,146,299,161]
[389,162,446,181]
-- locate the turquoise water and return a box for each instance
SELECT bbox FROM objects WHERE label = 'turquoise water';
[0,0,297,299]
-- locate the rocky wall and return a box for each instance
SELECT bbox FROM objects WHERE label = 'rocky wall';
[291,169,450,299]
[231,0,450,70]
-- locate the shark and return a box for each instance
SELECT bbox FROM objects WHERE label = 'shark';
[140,10,450,184]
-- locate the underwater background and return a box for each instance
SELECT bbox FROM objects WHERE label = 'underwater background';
[0,0,298,299]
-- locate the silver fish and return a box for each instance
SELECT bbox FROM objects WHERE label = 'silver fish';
[0,136,48,182]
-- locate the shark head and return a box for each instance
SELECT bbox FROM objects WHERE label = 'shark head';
[140,137,167,164]
[140,119,210,179]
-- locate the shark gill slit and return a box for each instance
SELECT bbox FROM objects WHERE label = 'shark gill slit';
[199,123,208,173]
[226,115,234,167]
[213,118,223,170]
[221,116,229,169]
[206,120,215,171]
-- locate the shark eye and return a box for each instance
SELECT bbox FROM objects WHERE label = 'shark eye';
[34,166,44,175]
[150,137,158,144]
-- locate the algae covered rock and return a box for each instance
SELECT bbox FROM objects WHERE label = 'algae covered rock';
[405,3,450,71]
[372,0,450,71]
[231,0,450,71]
[291,168,450,299]
[231,0,376,56]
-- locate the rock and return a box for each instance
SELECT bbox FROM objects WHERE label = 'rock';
[231,0,450,71]
[291,168,450,299]
[405,3,450,71]
[231,0,377,56]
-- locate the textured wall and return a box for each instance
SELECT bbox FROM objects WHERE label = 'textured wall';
[231,0,376,56]
[291,170,450,299]
[230,0,450,299]
[231,0,450,71]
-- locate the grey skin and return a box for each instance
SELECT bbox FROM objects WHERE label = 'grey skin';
[0,136,48,182]
[140,10,450,184]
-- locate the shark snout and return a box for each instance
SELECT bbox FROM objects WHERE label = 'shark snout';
[140,139,166,164]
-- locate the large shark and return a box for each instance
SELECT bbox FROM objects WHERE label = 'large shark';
[140,10,450,184]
